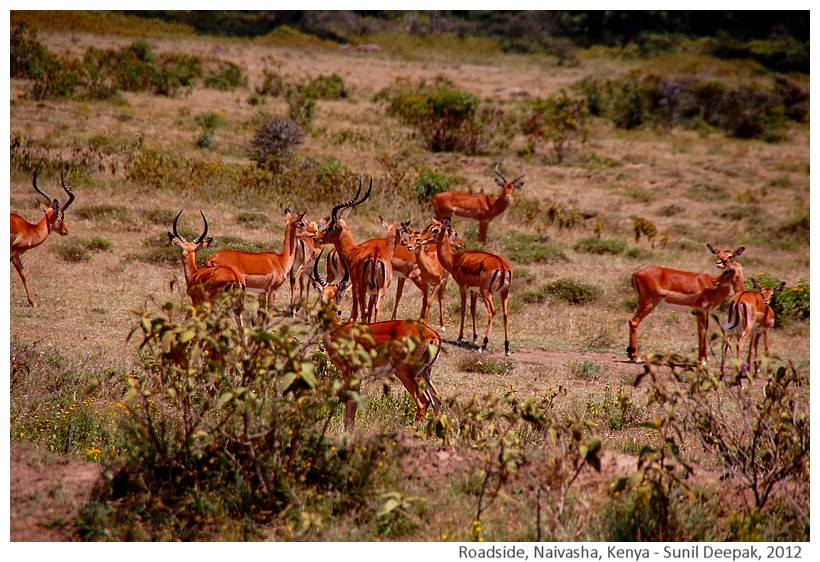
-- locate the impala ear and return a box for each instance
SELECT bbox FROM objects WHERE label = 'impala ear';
[495,178,505,187]
[197,237,214,250]
[775,281,786,292]
[733,246,745,257]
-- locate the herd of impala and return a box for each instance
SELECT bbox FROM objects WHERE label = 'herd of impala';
[10,160,786,426]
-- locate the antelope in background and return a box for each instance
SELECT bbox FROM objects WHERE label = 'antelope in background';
[627,244,745,365]
[310,250,442,428]
[723,279,786,376]
[431,161,524,244]
[10,160,76,306]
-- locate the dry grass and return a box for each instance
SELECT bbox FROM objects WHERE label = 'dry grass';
[8,14,810,541]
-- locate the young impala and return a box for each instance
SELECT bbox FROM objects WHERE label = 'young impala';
[433,217,513,355]
[431,161,524,244]
[310,251,442,429]
[288,218,325,315]
[205,208,308,313]
[10,160,75,306]
[723,279,786,375]
[168,210,246,326]
[627,244,745,365]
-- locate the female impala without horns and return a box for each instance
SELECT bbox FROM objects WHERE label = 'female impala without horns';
[10,160,75,306]
[205,208,308,313]
[627,244,745,365]
[723,279,785,375]
[431,162,524,244]
[432,217,513,355]
[310,251,442,428]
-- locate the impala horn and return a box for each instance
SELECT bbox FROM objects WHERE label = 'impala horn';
[32,158,56,206]
[59,161,76,211]
[193,211,209,244]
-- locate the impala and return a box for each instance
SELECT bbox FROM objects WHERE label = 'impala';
[205,208,307,313]
[723,279,786,375]
[627,244,745,365]
[403,220,465,332]
[433,217,513,355]
[288,218,325,314]
[314,178,393,323]
[310,251,442,428]
[10,160,75,306]
[168,210,245,325]
[431,161,524,244]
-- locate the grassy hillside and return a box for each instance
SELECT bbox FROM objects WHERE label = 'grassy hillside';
[8,12,809,541]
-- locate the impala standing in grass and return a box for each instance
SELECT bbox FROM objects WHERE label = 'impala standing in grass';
[723,279,785,375]
[310,251,442,429]
[10,160,75,306]
[205,208,308,314]
[433,217,513,355]
[431,162,524,244]
[627,244,745,365]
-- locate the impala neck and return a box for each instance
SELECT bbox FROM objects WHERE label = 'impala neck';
[332,226,360,261]
[180,250,201,287]
[415,244,440,276]
[487,187,514,218]
[16,211,56,251]
[281,218,299,271]
[434,228,456,273]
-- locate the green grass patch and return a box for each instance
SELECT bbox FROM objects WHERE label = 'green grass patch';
[458,356,515,375]
[504,233,569,264]
[522,278,603,306]
[574,237,628,255]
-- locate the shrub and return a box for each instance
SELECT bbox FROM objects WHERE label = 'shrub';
[306,73,350,99]
[413,169,456,202]
[248,116,305,166]
[523,279,602,306]
[522,91,588,163]
[286,84,317,126]
[203,60,247,91]
[55,242,91,263]
[11,23,60,80]
[574,237,627,255]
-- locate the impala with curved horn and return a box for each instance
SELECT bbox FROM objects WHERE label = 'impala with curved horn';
[431,161,524,244]
[627,244,745,365]
[168,210,246,325]
[310,250,442,429]
[10,160,76,306]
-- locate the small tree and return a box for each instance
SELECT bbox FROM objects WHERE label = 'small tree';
[248,116,304,167]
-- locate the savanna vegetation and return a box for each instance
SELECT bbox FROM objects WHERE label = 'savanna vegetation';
[8,11,809,542]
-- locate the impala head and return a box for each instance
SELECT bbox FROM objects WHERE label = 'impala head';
[707,243,745,270]
[494,161,526,192]
[315,177,372,245]
[310,248,349,305]
[33,159,76,236]
[413,217,463,251]
[752,279,786,305]
[167,210,213,256]
[284,208,308,231]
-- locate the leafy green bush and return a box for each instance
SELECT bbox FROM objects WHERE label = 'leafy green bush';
[77,300,405,540]
[286,84,317,126]
[306,73,350,99]
[523,278,603,306]
[203,60,247,91]
[413,169,456,202]
[522,91,588,162]
[376,76,485,153]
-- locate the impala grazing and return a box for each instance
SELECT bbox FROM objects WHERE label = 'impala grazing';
[310,251,442,428]
[434,217,513,355]
[723,279,785,375]
[10,160,76,306]
[168,210,246,325]
[627,244,745,365]
[205,208,307,313]
[431,162,524,244]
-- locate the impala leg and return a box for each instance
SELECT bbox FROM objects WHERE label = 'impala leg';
[391,277,406,320]
[627,299,659,362]
[478,220,489,244]
[458,285,468,341]
[695,310,709,366]
[394,364,429,423]
[470,291,479,346]
[11,256,35,306]
[480,289,495,353]
[500,288,510,356]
